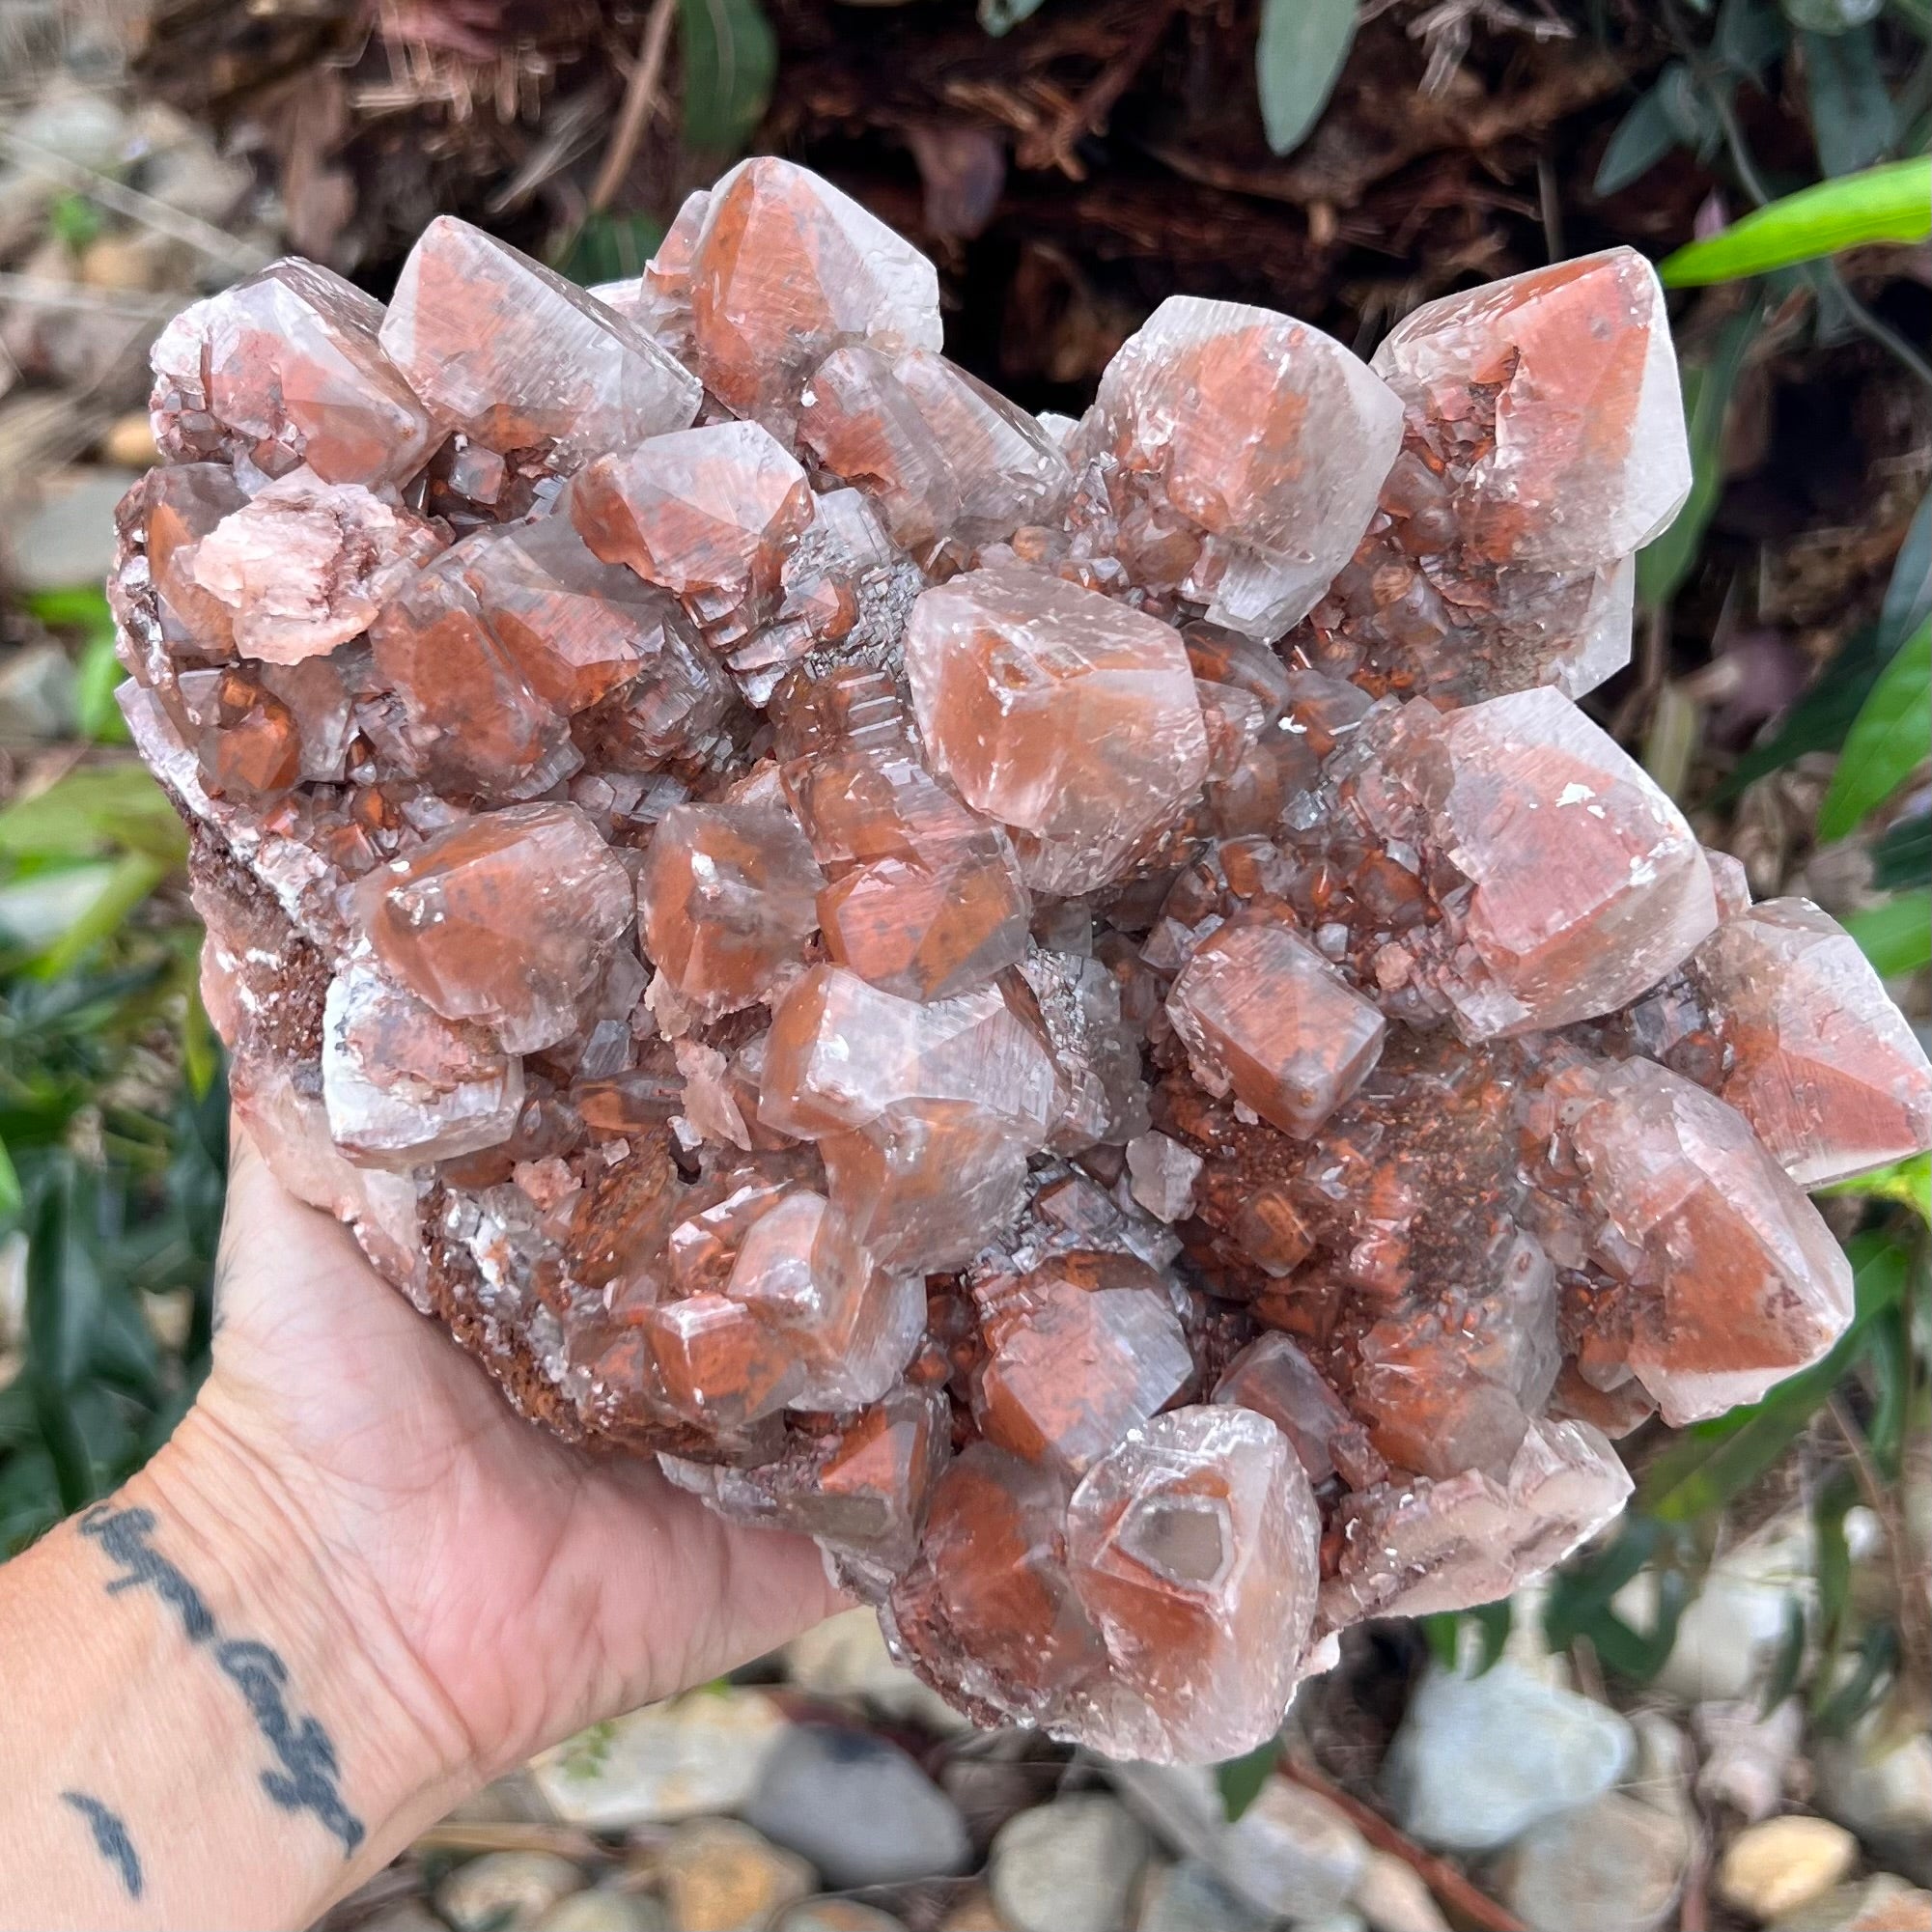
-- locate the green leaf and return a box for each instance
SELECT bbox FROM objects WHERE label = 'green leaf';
[1878,483,1932,655]
[1870,812,1931,890]
[553,210,666,287]
[1596,71,1691,196]
[1256,0,1359,157]
[1215,1732,1281,1822]
[678,0,777,152]
[46,190,102,253]
[1468,1598,1512,1674]
[1818,618,1930,839]
[978,0,1050,30]
[1638,293,1764,606]
[1801,26,1896,176]
[1818,1151,1931,1218]
[31,851,172,980]
[1760,1595,1808,1716]
[1843,891,1932,976]
[1660,155,1932,284]
[74,635,131,745]
[0,1137,19,1221]
[0,763,186,866]
[1718,0,1789,77]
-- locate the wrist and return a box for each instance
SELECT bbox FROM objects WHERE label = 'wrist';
[142,1391,479,1849]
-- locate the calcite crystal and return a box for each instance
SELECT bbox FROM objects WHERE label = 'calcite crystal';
[119,161,1931,1766]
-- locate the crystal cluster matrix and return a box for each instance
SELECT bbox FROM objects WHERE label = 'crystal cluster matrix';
[117,158,1932,1764]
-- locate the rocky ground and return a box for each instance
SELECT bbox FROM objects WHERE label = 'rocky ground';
[305,1595,1932,1932]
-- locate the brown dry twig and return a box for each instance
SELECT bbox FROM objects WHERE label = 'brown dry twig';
[589,0,679,213]
[1278,1754,1527,1932]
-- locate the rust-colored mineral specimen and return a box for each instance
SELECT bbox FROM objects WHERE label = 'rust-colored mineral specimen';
[119,166,1930,1765]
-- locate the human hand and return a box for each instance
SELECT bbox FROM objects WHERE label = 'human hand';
[184,1119,846,1791]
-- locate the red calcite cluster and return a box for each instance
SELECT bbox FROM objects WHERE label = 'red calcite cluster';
[115,158,1932,1763]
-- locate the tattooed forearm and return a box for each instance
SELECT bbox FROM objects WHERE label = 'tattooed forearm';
[217,1641,364,1854]
[60,1791,143,1900]
[75,1504,365,1858]
[78,1504,215,1643]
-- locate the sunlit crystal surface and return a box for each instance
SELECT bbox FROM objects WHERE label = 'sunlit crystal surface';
[119,161,1926,1767]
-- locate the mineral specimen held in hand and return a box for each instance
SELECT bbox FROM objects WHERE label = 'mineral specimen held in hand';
[120,155,1929,1765]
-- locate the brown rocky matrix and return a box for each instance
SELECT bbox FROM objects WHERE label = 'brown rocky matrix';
[114,157,1932,1764]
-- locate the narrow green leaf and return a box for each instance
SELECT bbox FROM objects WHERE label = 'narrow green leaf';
[1818,619,1930,839]
[1660,156,1931,284]
[1215,1732,1280,1822]
[678,0,777,152]
[978,0,1050,31]
[1595,75,1687,197]
[1469,1598,1512,1675]
[1843,891,1932,976]
[1801,26,1897,177]
[0,763,186,866]
[1870,812,1931,891]
[31,851,171,981]
[1420,1610,1462,1669]
[1255,0,1359,157]
[1759,1596,1808,1716]
[0,1137,19,1220]
[1719,0,1789,77]
[74,635,131,745]
[1864,1301,1912,1473]
[1878,483,1932,654]
[1812,1622,1897,1733]
[1638,294,1764,606]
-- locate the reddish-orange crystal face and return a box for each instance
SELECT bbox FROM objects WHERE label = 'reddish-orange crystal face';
[356,803,633,1053]
[117,157,1927,1768]
[1167,922,1386,1135]
[904,566,1208,893]
[1372,251,1691,569]
[638,802,824,1016]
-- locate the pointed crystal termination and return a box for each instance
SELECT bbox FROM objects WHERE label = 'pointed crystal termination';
[1686,898,1932,1187]
[637,801,825,1017]
[1322,1418,1632,1628]
[191,469,446,664]
[1078,294,1405,638]
[355,803,635,1053]
[1166,921,1386,1135]
[455,511,692,715]
[686,155,943,433]
[904,566,1209,894]
[1364,686,1719,1037]
[1066,1406,1323,1762]
[799,345,1072,551]
[1566,1056,1854,1425]
[571,419,814,630]
[1371,249,1692,571]
[151,259,436,487]
[379,215,702,463]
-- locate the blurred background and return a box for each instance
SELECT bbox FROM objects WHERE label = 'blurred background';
[0,3,1927,1929]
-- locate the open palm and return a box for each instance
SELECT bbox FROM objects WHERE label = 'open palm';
[197,1122,844,1785]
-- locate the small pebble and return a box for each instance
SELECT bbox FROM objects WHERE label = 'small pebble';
[775,1902,909,1932]
[1720,1816,1860,1923]
[1768,1873,1932,1931]
[656,1817,814,1932]
[991,1794,1149,1932]
[1352,1849,1450,1932]
[534,1890,667,1932]
[434,1851,583,1932]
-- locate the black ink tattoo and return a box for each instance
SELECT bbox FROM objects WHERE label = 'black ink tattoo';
[217,1641,364,1855]
[76,1505,365,1858]
[60,1791,143,1900]
[78,1504,216,1644]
